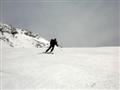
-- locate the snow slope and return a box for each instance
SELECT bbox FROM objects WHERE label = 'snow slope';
[0,23,49,48]
[0,47,119,90]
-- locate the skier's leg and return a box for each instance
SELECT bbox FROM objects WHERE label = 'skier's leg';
[45,46,51,53]
[50,46,54,52]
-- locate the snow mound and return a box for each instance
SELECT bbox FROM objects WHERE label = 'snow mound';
[0,23,49,48]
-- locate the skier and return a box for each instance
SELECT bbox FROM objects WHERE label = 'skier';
[45,38,58,53]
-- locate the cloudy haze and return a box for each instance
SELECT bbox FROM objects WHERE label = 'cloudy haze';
[0,0,119,47]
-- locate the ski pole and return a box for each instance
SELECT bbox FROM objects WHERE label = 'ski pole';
[58,46,63,52]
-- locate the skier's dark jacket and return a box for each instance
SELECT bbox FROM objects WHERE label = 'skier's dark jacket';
[50,39,58,47]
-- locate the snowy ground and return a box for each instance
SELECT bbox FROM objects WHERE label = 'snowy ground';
[0,47,119,90]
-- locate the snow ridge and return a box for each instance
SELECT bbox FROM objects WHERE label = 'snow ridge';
[0,23,49,48]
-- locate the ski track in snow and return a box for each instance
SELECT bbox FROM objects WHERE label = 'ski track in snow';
[0,47,119,90]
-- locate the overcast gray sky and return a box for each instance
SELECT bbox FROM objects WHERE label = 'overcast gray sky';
[0,0,119,47]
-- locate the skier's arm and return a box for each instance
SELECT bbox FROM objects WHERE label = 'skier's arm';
[56,42,58,47]
[56,41,62,48]
[55,41,59,47]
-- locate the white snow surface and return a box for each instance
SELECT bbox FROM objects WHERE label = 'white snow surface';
[0,47,119,90]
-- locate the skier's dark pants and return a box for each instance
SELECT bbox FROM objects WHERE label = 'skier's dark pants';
[45,45,55,53]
